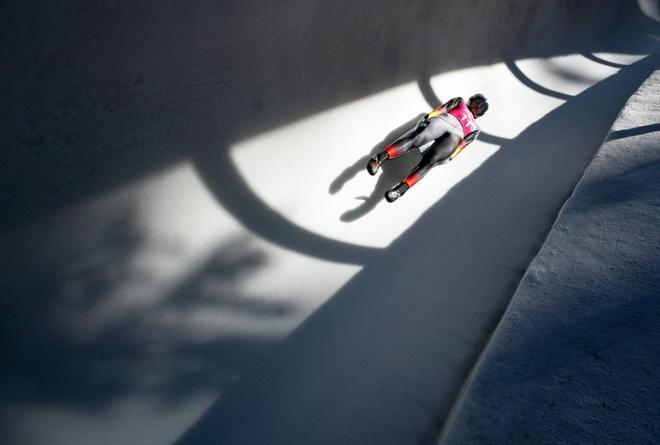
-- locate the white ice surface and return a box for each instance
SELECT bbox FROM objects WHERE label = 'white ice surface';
[230,54,644,249]
[3,48,656,445]
[1,4,658,444]
[0,52,635,445]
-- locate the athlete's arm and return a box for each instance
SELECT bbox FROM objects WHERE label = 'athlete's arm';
[449,129,479,160]
[426,97,464,119]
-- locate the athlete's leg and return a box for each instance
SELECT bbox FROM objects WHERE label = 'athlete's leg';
[368,118,448,175]
[385,133,461,202]
[403,133,459,187]
[367,133,418,175]
[388,118,447,158]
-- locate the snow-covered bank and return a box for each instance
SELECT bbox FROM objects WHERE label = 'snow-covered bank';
[440,66,660,444]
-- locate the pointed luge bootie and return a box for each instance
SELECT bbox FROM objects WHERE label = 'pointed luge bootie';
[367,151,389,176]
[385,182,409,202]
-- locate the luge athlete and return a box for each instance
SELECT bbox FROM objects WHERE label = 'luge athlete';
[367,94,489,202]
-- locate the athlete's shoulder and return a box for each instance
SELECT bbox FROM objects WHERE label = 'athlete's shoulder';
[444,97,464,111]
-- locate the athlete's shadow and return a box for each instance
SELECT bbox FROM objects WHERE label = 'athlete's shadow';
[330,114,425,222]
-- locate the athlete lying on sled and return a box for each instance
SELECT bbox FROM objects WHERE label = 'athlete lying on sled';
[367,94,489,202]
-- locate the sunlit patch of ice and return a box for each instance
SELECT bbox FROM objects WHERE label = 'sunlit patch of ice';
[230,54,634,250]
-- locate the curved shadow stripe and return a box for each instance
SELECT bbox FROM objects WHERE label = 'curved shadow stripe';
[581,52,627,68]
[607,123,660,140]
[416,72,443,108]
[194,148,381,265]
[504,56,573,101]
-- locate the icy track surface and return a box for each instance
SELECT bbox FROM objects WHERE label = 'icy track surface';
[181,52,659,445]
[440,68,660,445]
[1,2,659,445]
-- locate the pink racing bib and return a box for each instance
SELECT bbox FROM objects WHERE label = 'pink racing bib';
[448,101,479,137]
